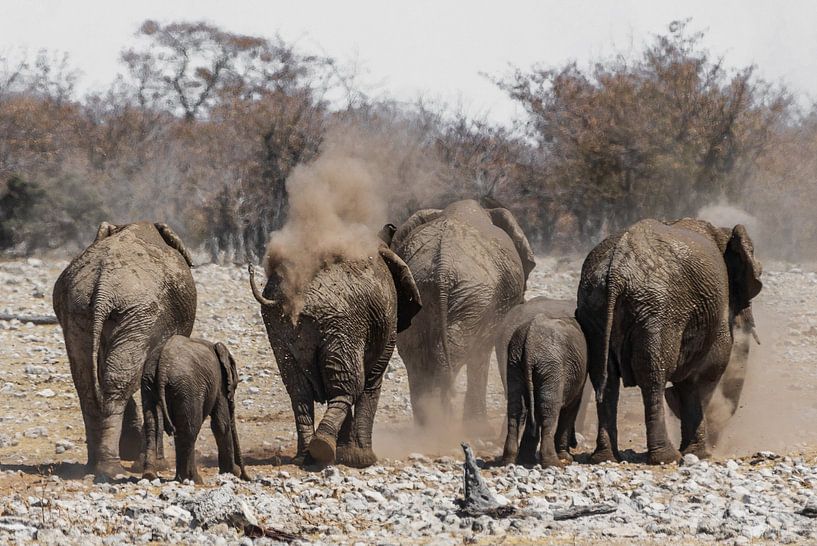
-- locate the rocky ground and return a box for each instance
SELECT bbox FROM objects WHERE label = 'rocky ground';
[0,255,815,544]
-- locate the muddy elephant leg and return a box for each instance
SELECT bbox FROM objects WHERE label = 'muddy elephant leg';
[501,361,525,465]
[464,344,492,433]
[535,386,563,468]
[95,400,128,480]
[309,397,351,465]
[638,336,682,465]
[590,364,621,464]
[641,380,681,465]
[401,348,434,427]
[677,378,716,458]
[338,338,392,469]
[556,396,582,462]
[79,405,103,472]
[140,389,160,480]
[174,430,202,484]
[211,400,240,477]
[119,395,143,463]
[291,395,315,466]
[309,345,362,465]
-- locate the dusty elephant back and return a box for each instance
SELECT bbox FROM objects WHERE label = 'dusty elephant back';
[54,223,196,325]
[395,213,525,322]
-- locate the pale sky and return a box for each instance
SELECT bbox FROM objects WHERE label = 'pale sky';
[1,0,815,123]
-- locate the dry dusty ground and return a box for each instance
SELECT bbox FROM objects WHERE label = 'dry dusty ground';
[0,255,815,544]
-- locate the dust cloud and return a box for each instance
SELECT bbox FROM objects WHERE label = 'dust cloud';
[712,304,817,457]
[263,118,448,316]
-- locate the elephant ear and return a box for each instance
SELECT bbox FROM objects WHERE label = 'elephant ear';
[94,222,119,243]
[487,208,536,281]
[391,209,441,250]
[725,224,763,307]
[154,223,194,268]
[378,246,422,333]
[214,342,238,402]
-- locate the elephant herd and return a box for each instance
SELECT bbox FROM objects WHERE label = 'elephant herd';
[48,199,762,482]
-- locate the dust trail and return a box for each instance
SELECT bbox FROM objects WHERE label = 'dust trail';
[713,303,817,457]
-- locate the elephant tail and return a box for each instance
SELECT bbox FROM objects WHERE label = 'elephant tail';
[437,266,454,392]
[597,275,622,405]
[522,326,536,428]
[156,352,175,436]
[89,291,113,414]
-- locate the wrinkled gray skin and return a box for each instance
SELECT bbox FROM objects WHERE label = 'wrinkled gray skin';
[502,313,587,468]
[53,222,196,479]
[576,218,762,465]
[494,297,577,394]
[391,200,536,426]
[142,336,248,483]
[249,244,421,468]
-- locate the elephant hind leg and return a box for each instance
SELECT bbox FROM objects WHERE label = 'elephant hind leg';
[119,395,143,463]
[463,343,493,434]
[636,337,682,465]
[338,336,393,468]
[555,396,583,462]
[309,345,362,465]
[211,400,239,476]
[590,362,621,464]
[676,378,716,458]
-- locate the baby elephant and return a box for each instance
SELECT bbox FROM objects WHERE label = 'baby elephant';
[142,336,249,483]
[502,313,588,467]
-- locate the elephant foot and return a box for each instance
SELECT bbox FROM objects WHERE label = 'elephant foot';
[308,435,336,465]
[648,445,682,466]
[93,460,127,482]
[590,447,619,464]
[336,446,377,468]
[500,450,517,466]
[557,450,574,463]
[681,443,711,459]
[175,471,203,484]
[142,469,159,481]
[539,454,566,469]
[223,464,252,481]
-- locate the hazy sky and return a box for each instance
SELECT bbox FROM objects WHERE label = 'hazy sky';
[1,0,815,123]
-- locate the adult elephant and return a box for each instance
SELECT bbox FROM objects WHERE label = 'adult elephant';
[576,218,761,465]
[390,200,536,427]
[53,222,196,479]
[248,243,421,468]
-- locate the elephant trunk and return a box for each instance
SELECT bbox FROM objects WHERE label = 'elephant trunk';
[248,265,276,306]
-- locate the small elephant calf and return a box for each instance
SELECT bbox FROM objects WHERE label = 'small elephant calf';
[142,336,249,483]
[502,313,588,468]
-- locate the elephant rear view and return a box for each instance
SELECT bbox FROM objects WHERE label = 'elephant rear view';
[576,218,762,465]
[249,243,421,467]
[142,336,248,484]
[391,200,536,427]
[53,222,196,479]
[502,313,587,468]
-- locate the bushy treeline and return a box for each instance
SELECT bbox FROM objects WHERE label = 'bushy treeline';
[0,19,813,260]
